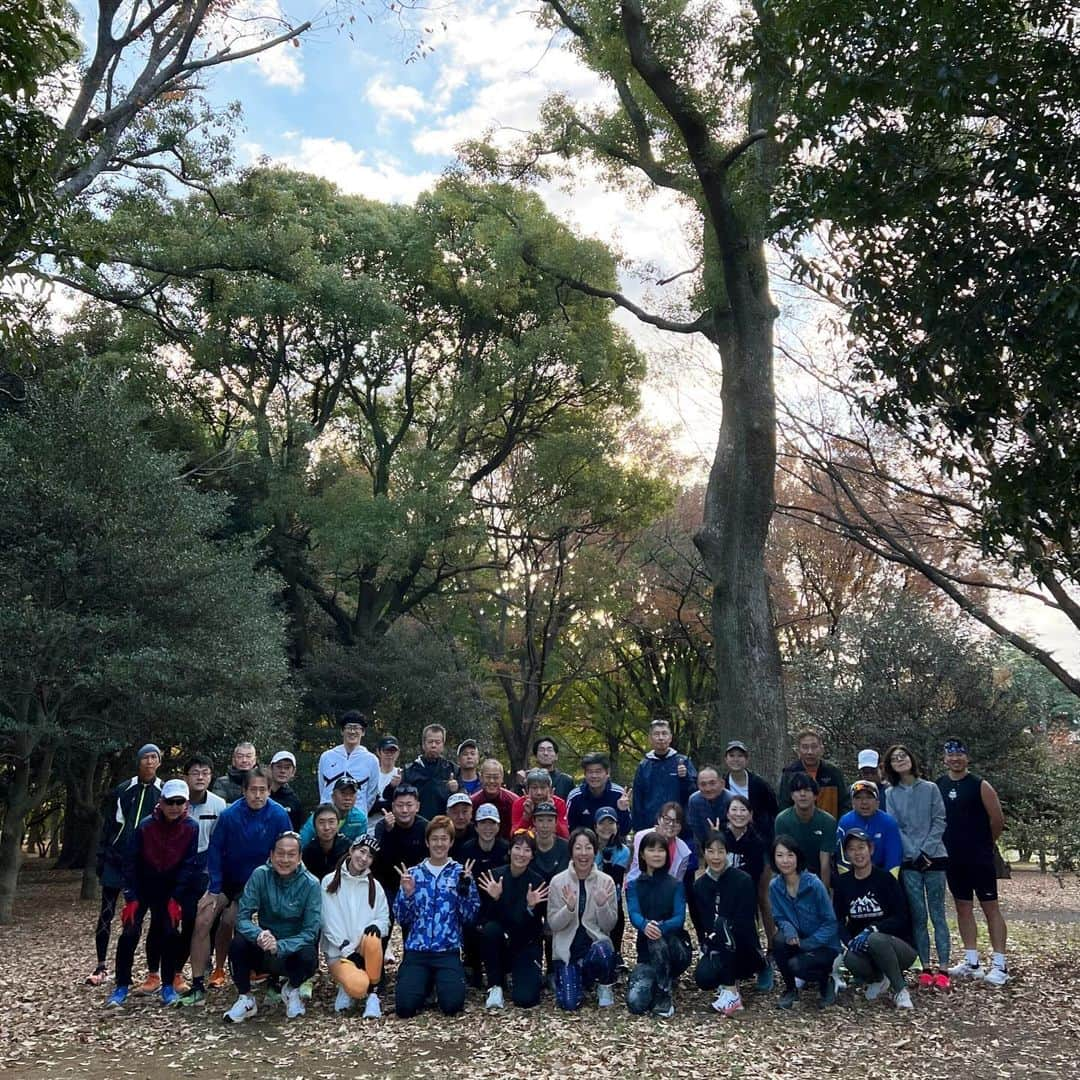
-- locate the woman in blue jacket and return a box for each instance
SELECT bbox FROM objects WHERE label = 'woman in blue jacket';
[768,834,842,1008]
[625,833,691,1018]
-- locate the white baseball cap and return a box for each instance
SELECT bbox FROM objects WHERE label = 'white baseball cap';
[270,750,297,766]
[857,749,880,769]
[161,779,190,800]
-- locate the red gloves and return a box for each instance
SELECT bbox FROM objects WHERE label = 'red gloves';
[121,900,139,928]
[167,899,183,928]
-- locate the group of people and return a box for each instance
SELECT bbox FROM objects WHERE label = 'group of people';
[88,715,1010,1023]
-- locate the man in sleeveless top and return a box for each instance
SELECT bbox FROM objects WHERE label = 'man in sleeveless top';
[936,739,1009,985]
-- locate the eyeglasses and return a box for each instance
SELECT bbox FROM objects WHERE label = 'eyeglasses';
[342,725,364,735]
[658,816,679,826]
[163,798,187,806]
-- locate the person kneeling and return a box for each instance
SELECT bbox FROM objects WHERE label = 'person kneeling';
[321,834,388,1019]
[625,833,692,1018]
[393,816,479,1018]
[477,829,549,1009]
[693,830,766,1016]
[833,828,917,1010]
[224,831,321,1024]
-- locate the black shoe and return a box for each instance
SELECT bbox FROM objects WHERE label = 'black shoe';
[820,977,837,1007]
[777,988,798,1009]
[651,991,675,1018]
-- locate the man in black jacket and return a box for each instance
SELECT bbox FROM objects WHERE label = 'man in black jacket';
[372,784,428,960]
[211,742,257,804]
[402,725,458,819]
[268,751,305,830]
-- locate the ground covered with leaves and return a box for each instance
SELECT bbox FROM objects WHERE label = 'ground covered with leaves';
[2,866,1079,1079]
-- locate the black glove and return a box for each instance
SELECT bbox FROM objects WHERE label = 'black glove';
[362,924,380,938]
[457,874,473,897]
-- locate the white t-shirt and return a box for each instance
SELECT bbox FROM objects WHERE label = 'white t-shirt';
[726,773,750,799]
[188,790,227,854]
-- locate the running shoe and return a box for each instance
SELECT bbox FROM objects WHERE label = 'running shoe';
[135,973,162,994]
[984,965,1009,987]
[947,960,985,980]
[933,972,951,991]
[223,993,257,1024]
[918,972,934,989]
[207,967,227,989]
[105,987,128,1008]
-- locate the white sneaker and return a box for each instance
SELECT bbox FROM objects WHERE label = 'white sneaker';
[984,965,1009,987]
[597,983,616,1007]
[894,988,914,1009]
[283,986,305,1019]
[485,986,505,1009]
[794,977,806,990]
[864,976,890,1002]
[223,994,257,1024]
[363,993,382,1018]
[947,960,985,980]
[711,989,742,1015]
[334,987,354,1013]
[384,947,396,964]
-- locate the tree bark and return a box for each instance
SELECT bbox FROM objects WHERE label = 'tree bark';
[0,733,55,924]
[56,752,102,870]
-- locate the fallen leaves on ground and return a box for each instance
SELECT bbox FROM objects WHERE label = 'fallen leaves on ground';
[2,867,1079,1079]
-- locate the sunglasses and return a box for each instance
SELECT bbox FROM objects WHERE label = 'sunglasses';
[163,797,187,806]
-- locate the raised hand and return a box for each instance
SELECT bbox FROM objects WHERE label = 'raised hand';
[447,777,459,794]
[462,858,476,879]
[526,881,549,909]
[677,760,688,779]
[707,817,722,833]
[595,877,615,907]
[616,788,630,811]
[383,809,396,830]
[478,871,504,900]
[561,883,578,909]
[396,862,416,897]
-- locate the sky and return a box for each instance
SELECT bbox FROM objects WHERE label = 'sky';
[66,0,1080,674]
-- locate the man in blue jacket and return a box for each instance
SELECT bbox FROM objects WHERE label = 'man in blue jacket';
[835,781,903,877]
[178,766,290,1006]
[566,753,631,834]
[631,721,697,835]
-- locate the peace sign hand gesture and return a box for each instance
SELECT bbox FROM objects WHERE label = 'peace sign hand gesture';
[396,862,416,897]
[707,817,723,833]
[478,871,503,900]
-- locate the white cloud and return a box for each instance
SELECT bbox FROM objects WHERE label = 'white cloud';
[207,0,306,91]
[364,76,428,124]
[259,136,438,205]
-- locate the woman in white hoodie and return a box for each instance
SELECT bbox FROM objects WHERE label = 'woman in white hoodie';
[321,834,390,1017]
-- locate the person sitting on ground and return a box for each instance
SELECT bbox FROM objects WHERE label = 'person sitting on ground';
[268,751,306,831]
[224,830,321,1024]
[512,768,570,838]
[87,743,163,990]
[317,710,380,810]
[302,803,350,880]
[566,752,631,834]
[477,829,550,1009]
[393,816,480,1018]
[883,743,951,989]
[446,792,476,856]
[594,807,631,961]
[212,741,257,804]
[547,828,619,1011]
[626,833,692,1018]
[724,794,776,944]
[402,724,460,819]
[455,739,483,796]
[299,777,368,845]
[836,781,903,877]
[626,802,693,886]
[179,766,290,1006]
[694,829,767,1016]
[106,779,202,1008]
[832,828,916,1010]
[773,773,835,884]
[321,834,388,1018]
[457,802,510,985]
[470,759,518,840]
[769,834,843,1009]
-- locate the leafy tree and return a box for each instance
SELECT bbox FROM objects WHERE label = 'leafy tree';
[0,368,293,921]
[776,0,1080,590]
[66,169,644,663]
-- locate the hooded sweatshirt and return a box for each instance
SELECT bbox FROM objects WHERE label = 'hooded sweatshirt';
[206,797,291,894]
[884,778,948,862]
[768,870,842,953]
[320,864,390,962]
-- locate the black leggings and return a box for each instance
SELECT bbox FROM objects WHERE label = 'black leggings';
[479,922,543,1007]
[227,937,317,994]
[114,901,193,988]
[772,933,838,991]
[95,886,162,972]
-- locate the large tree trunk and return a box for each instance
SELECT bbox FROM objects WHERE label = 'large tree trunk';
[56,752,102,870]
[0,732,55,925]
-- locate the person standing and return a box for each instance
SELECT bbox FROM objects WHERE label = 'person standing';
[512,768,569,838]
[301,804,350,880]
[883,743,950,989]
[470,759,518,840]
[936,739,1009,985]
[86,744,163,989]
[722,740,779,840]
[317,711,381,809]
[268,751,305,830]
[299,778,367,845]
[773,774,836,885]
[224,832,321,1023]
[631,720,697,835]
[454,739,483,796]
[528,736,575,800]
[835,781,903,876]
[402,724,459,819]
[777,730,850,820]
[105,779,202,1008]
[371,735,403,816]
[211,742,257,804]
[565,753,631,835]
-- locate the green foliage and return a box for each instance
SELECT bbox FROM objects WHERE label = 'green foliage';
[0,367,295,770]
[775,0,1080,581]
[786,592,1038,804]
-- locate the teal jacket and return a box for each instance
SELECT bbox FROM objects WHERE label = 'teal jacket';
[768,870,842,953]
[237,863,321,957]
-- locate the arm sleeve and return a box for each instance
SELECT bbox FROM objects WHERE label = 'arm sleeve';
[626,880,646,931]
[235,873,262,943]
[800,879,841,950]
[174,827,203,903]
[122,825,141,900]
[832,878,852,943]
[630,763,649,832]
[555,798,569,840]
[546,874,576,933]
[276,879,322,957]
[510,796,528,835]
[320,888,349,961]
[206,814,226,894]
[836,769,851,815]
[678,757,697,803]
[372,879,391,936]
[299,814,315,847]
[926,783,947,854]
[882,818,903,875]
[365,756,381,812]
